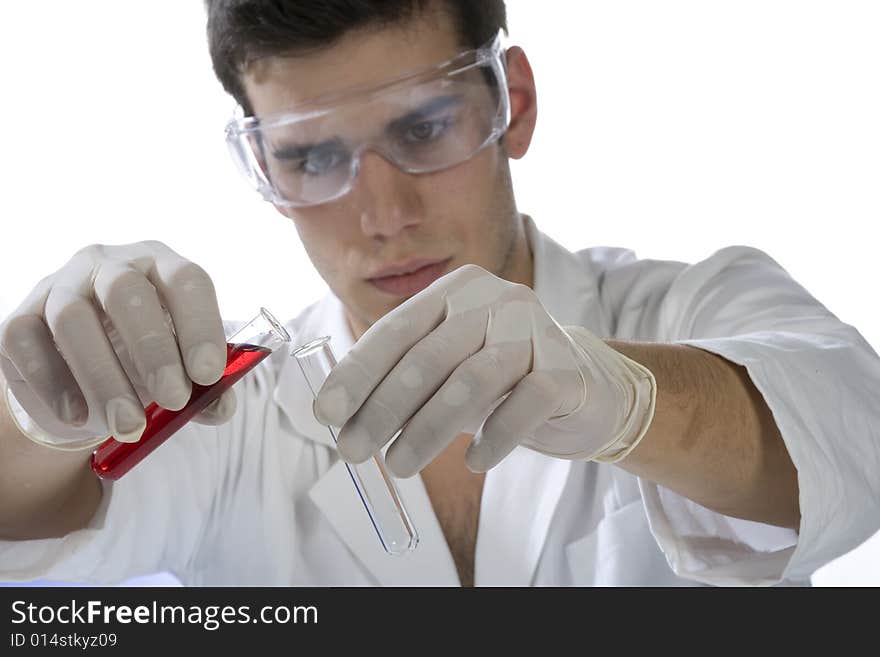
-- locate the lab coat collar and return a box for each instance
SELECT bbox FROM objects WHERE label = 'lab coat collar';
[272,215,606,585]
[523,213,610,333]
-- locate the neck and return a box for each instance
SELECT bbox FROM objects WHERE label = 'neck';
[499,212,534,289]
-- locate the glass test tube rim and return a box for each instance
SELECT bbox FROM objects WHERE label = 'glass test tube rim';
[290,335,332,361]
[238,306,292,345]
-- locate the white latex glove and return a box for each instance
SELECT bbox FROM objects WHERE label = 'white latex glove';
[0,241,236,449]
[314,264,656,477]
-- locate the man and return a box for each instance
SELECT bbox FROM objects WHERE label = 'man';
[0,0,878,586]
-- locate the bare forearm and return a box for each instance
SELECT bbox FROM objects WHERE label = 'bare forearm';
[608,340,800,530]
[0,377,103,540]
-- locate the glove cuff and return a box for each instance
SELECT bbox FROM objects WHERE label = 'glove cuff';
[562,326,657,464]
[3,381,108,452]
[590,350,656,463]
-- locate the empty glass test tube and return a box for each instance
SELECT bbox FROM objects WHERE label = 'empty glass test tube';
[292,336,419,555]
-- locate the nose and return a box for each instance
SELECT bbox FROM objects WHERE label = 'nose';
[353,149,425,240]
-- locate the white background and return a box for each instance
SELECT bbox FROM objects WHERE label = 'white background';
[0,1,877,585]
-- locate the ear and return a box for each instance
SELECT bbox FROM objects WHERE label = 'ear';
[503,46,538,160]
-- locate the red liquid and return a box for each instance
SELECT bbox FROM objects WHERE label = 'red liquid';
[90,342,271,480]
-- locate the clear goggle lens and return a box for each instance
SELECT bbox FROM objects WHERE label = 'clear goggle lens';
[225,33,510,207]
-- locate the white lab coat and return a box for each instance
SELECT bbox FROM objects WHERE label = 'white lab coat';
[3,216,879,586]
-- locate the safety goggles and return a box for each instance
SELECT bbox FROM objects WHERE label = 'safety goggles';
[225,31,510,207]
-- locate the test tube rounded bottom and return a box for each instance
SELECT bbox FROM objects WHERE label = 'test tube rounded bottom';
[293,336,419,555]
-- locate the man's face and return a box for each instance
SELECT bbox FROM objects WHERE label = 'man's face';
[243,9,536,338]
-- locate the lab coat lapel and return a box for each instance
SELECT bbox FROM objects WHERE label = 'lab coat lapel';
[475,217,606,586]
[274,294,460,585]
[477,449,571,585]
[308,460,460,585]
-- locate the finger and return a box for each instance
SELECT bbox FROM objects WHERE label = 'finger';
[0,314,88,426]
[44,287,146,443]
[146,244,227,386]
[313,280,448,428]
[385,341,529,478]
[0,355,22,386]
[465,370,564,473]
[93,262,191,411]
[334,311,486,464]
[191,388,237,426]
[314,264,500,428]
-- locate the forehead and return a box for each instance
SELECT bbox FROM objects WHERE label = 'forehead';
[243,9,463,118]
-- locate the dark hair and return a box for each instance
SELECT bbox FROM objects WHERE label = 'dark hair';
[205,0,507,115]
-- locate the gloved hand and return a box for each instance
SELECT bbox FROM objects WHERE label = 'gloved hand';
[314,264,656,477]
[0,241,235,449]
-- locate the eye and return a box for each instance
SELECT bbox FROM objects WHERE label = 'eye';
[404,118,452,143]
[301,145,349,175]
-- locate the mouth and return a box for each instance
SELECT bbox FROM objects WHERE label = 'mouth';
[367,257,453,297]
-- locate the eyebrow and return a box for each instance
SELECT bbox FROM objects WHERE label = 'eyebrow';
[269,93,465,160]
[386,93,464,135]
[270,137,344,162]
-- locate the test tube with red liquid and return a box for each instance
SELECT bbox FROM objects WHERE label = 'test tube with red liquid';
[90,307,291,480]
